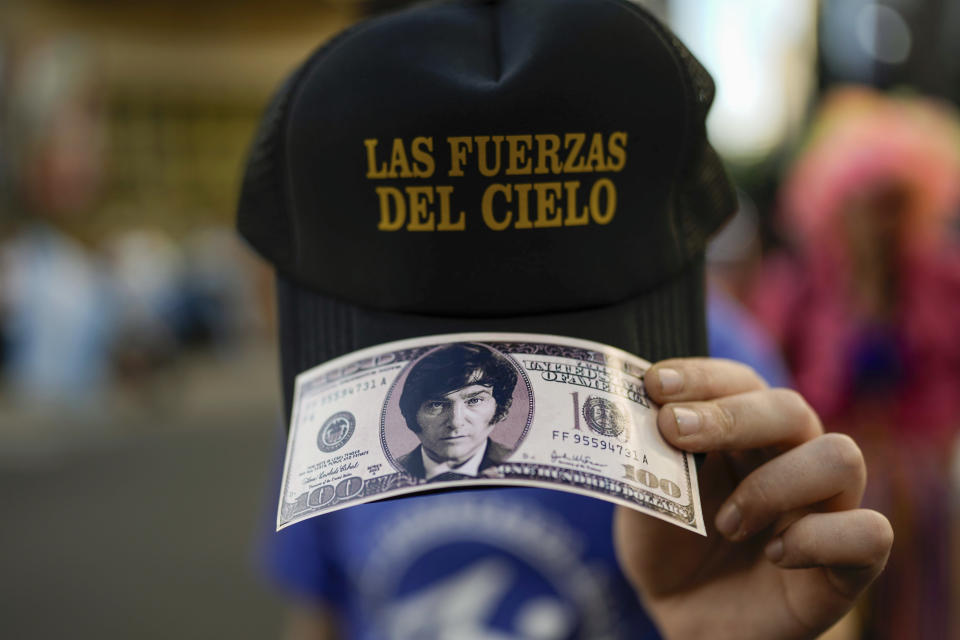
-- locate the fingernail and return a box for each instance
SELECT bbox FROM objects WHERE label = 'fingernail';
[764,537,784,563]
[658,368,683,395]
[715,502,741,538]
[673,407,701,435]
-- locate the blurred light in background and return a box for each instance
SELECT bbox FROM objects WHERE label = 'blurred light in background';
[855,3,912,65]
[821,0,913,82]
[667,0,818,163]
[820,0,960,102]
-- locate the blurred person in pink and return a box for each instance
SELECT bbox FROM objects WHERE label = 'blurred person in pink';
[750,86,960,639]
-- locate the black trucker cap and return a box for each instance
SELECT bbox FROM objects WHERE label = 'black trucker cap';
[237,0,736,421]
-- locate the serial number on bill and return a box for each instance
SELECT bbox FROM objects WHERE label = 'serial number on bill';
[551,430,646,462]
[315,377,387,406]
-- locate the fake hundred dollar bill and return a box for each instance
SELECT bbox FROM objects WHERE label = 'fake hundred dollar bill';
[278,333,705,535]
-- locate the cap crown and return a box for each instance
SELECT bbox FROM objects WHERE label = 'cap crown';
[238,0,734,316]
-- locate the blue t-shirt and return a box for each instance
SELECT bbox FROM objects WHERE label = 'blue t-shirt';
[261,290,790,639]
[268,488,658,639]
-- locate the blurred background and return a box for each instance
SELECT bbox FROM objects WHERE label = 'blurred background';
[1,0,958,638]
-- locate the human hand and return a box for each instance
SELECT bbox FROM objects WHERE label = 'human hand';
[614,358,893,640]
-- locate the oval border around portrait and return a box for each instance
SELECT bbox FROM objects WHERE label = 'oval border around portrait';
[380,342,534,473]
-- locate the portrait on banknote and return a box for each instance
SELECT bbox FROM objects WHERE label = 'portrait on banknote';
[381,342,533,481]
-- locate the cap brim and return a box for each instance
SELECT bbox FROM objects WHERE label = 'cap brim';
[276,256,707,424]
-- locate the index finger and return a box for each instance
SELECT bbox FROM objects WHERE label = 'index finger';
[645,358,769,404]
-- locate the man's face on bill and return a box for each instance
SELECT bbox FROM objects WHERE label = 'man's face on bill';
[415,384,498,466]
